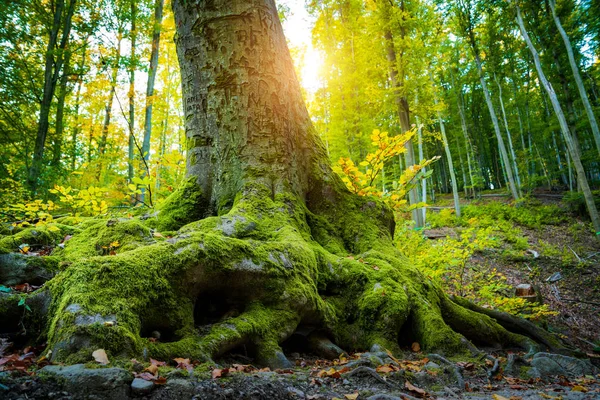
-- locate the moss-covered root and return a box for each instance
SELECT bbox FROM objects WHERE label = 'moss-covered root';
[440,296,541,354]
[449,296,579,356]
[150,303,300,368]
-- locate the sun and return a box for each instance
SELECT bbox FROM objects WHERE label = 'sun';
[299,46,324,95]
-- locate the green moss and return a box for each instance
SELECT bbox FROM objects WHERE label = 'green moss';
[155,176,207,231]
[59,219,153,259]
[0,226,64,254]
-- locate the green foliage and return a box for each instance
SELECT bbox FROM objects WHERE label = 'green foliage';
[562,190,600,219]
[334,129,439,214]
[397,201,562,321]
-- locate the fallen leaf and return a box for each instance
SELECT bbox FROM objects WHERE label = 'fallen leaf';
[572,385,588,392]
[212,368,229,379]
[376,365,395,374]
[153,231,164,238]
[154,376,167,385]
[411,342,421,352]
[92,349,109,365]
[173,357,193,372]
[509,384,527,390]
[492,395,510,400]
[135,372,156,381]
[344,393,359,400]
[457,361,475,370]
[149,358,166,366]
[385,349,401,365]
[145,364,158,375]
[405,380,427,397]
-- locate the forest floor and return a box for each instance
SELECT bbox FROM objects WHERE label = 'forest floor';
[1,190,600,399]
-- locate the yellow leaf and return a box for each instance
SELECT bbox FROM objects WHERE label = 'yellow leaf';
[572,385,587,392]
[92,349,109,365]
[344,394,359,400]
[492,395,510,400]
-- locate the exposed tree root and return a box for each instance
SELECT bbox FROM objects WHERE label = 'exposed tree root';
[0,184,578,367]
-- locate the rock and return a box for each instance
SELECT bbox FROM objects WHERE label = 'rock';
[546,272,563,283]
[164,378,194,397]
[0,253,56,286]
[360,353,384,367]
[40,364,132,400]
[287,386,305,398]
[367,395,402,400]
[529,353,597,379]
[424,361,441,370]
[131,377,154,396]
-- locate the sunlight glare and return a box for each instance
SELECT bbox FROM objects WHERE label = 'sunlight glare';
[300,46,324,95]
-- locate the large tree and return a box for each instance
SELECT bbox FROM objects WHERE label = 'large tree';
[0,0,574,366]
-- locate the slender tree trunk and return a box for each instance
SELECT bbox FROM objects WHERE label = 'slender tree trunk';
[515,3,600,234]
[52,49,72,168]
[495,75,522,194]
[140,0,165,202]
[456,85,475,197]
[28,0,77,191]
[97,28,123,179]
[416,115,426,223]
[549,0,600,157]
[128,0,137,184]
[461,19,519,200]
[71,41,87,172]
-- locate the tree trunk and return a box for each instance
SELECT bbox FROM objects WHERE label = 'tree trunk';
[98,28,123,161]
[454,78,477,197]
[515,3,600,234]
[128,0,137,185]
[51,48,72,168]
[495,75,522,194]
[11,0,575,368]
[71,41,87,172]
[28,0,77,191]
[457,3,520,200]
[549,0,600,157]
[416,115,427,223]
[140,0,165,202]
[431,73,460,217]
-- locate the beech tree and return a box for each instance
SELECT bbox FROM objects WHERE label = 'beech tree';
[0,0,578,366]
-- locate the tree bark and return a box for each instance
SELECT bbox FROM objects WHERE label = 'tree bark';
[515,3,600,234]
